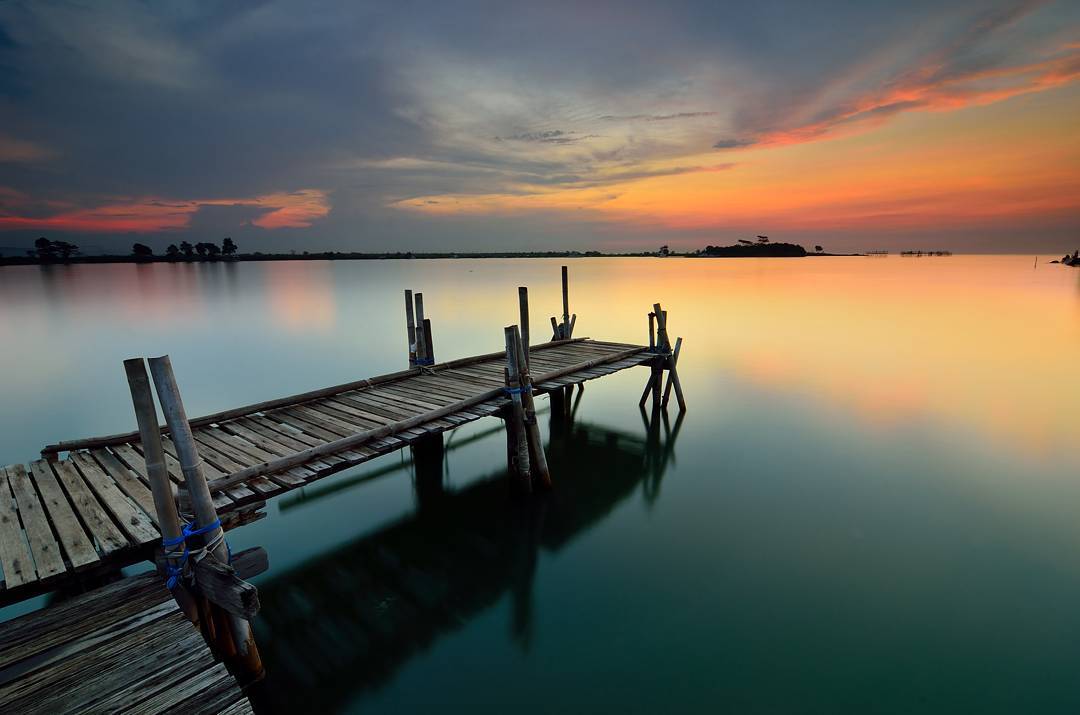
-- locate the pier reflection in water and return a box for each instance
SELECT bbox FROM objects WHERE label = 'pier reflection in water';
[248,388,681,713]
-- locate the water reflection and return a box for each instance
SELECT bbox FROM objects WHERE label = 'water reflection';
[248,396,681,713]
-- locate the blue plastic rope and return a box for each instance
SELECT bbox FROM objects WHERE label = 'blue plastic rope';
[504,385,532,395]
[162,518,227,590]
[417,357,435,366]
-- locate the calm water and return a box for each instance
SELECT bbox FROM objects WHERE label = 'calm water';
[2,256,1079,713]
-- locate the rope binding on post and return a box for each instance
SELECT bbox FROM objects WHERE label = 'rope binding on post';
[504,385,532,396]
[161,518,232,590]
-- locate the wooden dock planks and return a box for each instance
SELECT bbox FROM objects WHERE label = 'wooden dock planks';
[0,338,653,601]
[0,572,252,714]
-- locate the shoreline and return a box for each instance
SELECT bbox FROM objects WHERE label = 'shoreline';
[0,250,866,267]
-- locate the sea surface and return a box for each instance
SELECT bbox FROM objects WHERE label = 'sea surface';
[1,255,1079,713]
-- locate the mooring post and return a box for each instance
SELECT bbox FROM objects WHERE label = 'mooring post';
[504,326,532,491]
[518,286,530,369]
[405,289,417,367]
[648,312,656,351]
[653,305,686,411]
[147,355,264,680]
[123,357,197,623]
[550,316,561,341]
[513,326,551,489]
[561,265,570,338]
[662,336,684,409]
[422,318,435,365]
[414,292,427,364]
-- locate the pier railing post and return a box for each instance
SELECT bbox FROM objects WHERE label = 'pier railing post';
[550,265,576,340]
[405,289,417,367]
[414,292,427,364]
[561,265,570,338]
[147,355,264,681]
[518,286,530,369]
[422,318,435,365]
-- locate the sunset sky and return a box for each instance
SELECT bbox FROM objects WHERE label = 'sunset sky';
[1,0,1078,254]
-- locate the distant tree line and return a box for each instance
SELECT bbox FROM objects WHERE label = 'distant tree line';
[30,237,80,262]
[134,238,238,261]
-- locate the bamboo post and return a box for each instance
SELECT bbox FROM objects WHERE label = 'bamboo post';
[662,337,683,408]
[648,312,656,351]
[147,356,263,677]
[405,289,417,367]
[518,287,530,369]
[550,316,561,341]
[561,265,570,338]
[414,292,427,364]
[653,304,670,351]
[640,311,658,407]
[422,318,435,365]
[123,358,197,623]
[504,326,532,491]
[513,326,551,489]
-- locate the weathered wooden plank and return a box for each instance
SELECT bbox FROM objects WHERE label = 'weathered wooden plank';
[69,452,158,546]
[0,572,168,669]
[27,460,98,572]
[6,464,65,582]
[90,449,159,526]
[0,466,36,589]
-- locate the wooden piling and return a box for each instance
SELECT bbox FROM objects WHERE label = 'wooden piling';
[662,337,683,409]
[561,265,570,338]
[422,318,435,365]
[405,289,417,367]
[503,326,532,491]
[550,316,561,341]
[414,292,427,364]
[513,326,551,489]
[518,287,530,368]
[123,358,197,623]
[147,355,264,680]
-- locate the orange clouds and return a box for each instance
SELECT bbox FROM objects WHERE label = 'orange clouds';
[749,45,1080,149]
[0,189,331,233]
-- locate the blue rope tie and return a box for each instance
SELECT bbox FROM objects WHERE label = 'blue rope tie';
[504,385,532,395]
[416,357,435,366]
[162,518,229,590]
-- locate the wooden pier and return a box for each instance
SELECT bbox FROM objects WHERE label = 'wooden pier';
[0,267,685,711]
[0,571,253,714]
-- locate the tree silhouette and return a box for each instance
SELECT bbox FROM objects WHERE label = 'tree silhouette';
[132,243,153,257]
[166,244,180,258]
[34,237,55,261]
[815,245,824,253]
[195,242,209,257]
[222,237,237,256]
[180,241,194,258]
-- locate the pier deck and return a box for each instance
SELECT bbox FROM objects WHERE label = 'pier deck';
[0,571,252,714]
[1,338,652,602]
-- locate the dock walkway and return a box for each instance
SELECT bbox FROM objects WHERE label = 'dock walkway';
[0,571,252,714]
[1,338,652,602]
